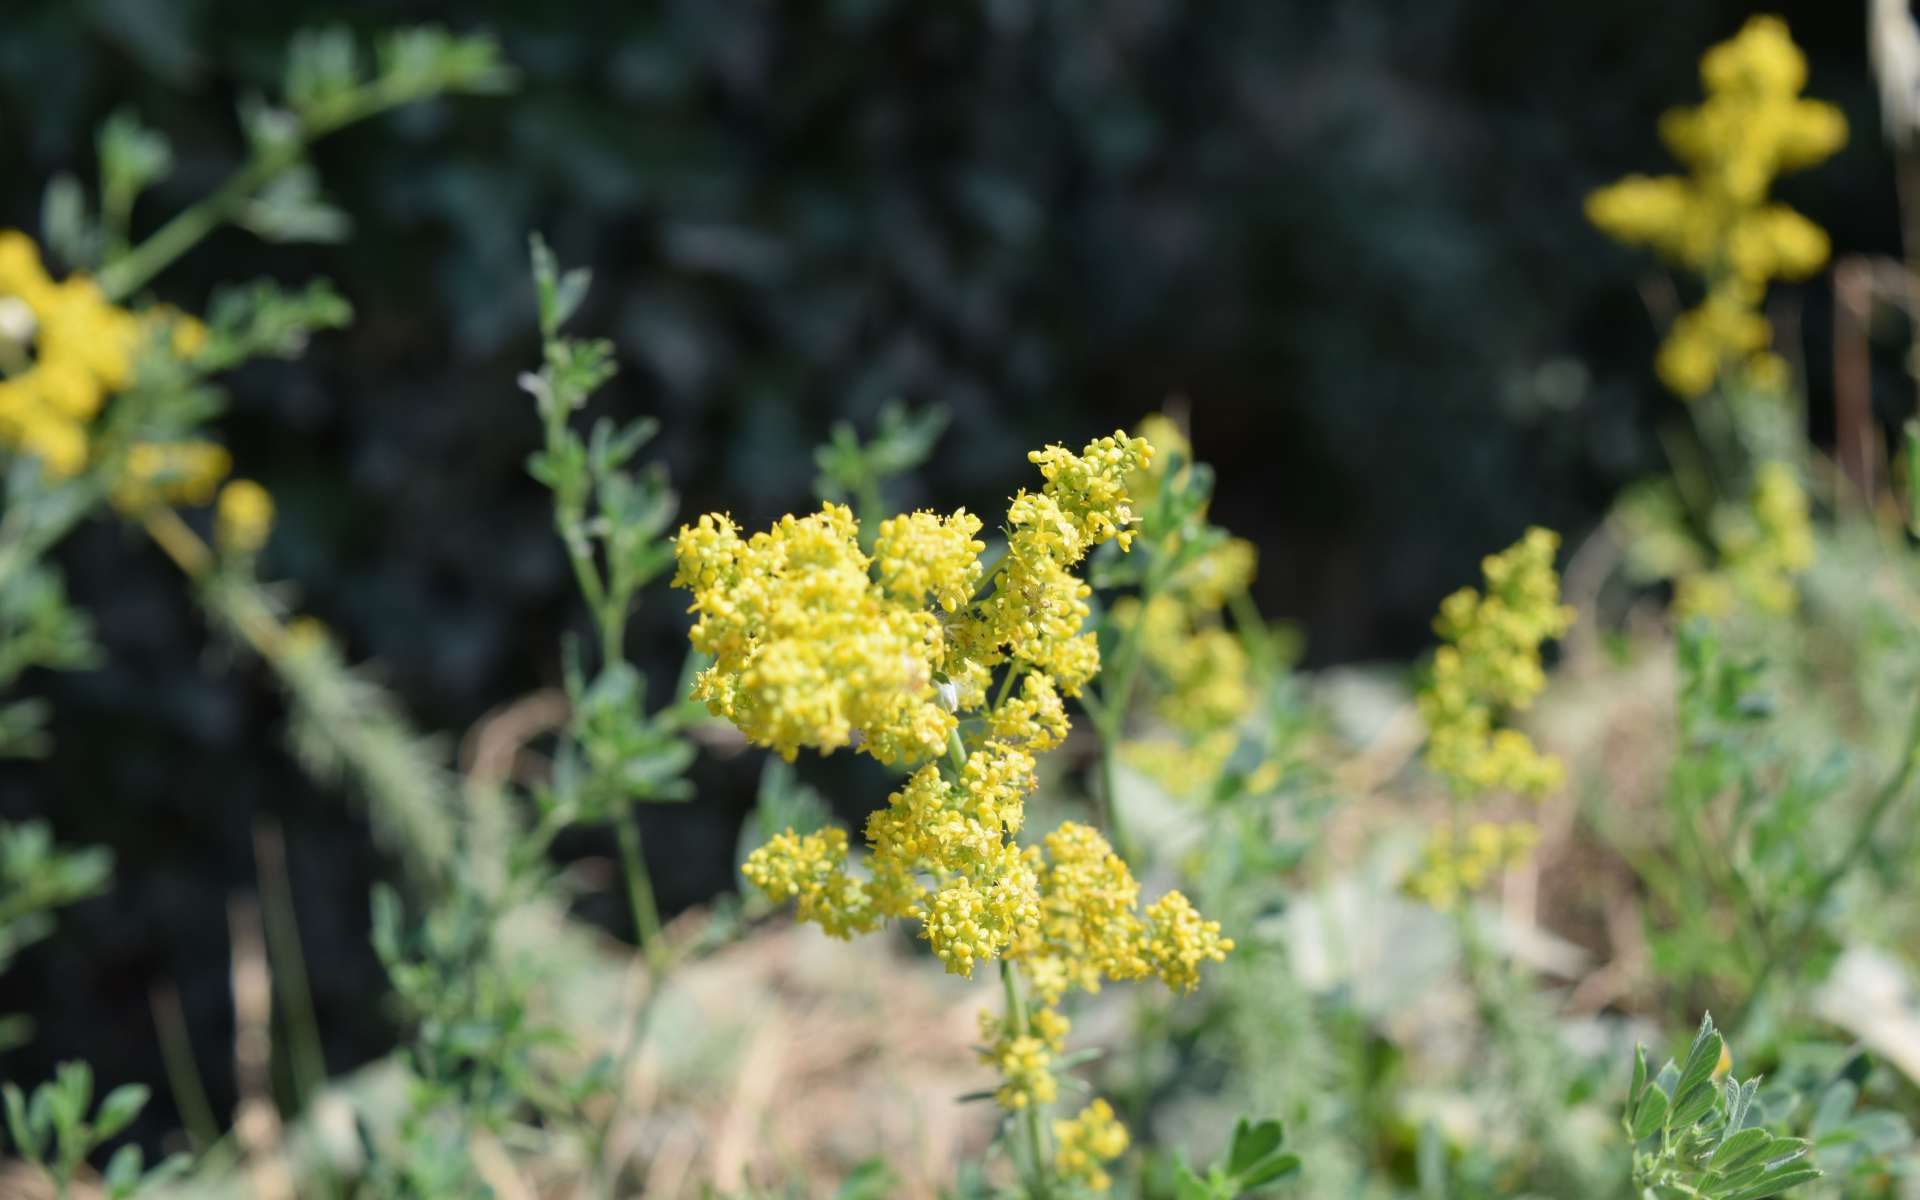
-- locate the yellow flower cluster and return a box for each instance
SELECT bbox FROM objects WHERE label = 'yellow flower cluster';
[1404,820,1539,912]
[111,441,233,513]
[0,232,254,532]
[1115,414,1265,796]
[1418,527,1574,798]
[1674,460,1815,619]
[0,232,142,476]
[1054,1099,1130,1192]
[675,432,1151,763]
[718,434,1232,1143]
[1586,16,1845,398]
[674,504,961,765]
[738,827,881,940]
[977,1006,1064,1110]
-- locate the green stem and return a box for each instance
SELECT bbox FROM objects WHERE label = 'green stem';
[948,727,970,777]
[99,149,291,301]
[1001,960,1052,1200]
[98,75,456,300]
[1733,692,1920,1031]
[591,813,671,1200]
[615,810,667,974]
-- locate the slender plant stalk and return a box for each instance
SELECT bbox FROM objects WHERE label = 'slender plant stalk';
[149,982,222,1150]
[615,810,667,975]
[253,821,330,1112]
[98,71,476,301]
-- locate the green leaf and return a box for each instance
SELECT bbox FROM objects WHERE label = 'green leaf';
[93,1083,148,1140]
[1172,1162,1217,1200]
[1723,1164,1821,1200]
[1708,1127,1775,1176]
[3,1082,41,1161]
[1236,1152,1302,1189]
[1227,1118,1284,1176]
[1631,1082,1670,1142]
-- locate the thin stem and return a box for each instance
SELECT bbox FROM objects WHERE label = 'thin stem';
[99,74,457,300]
[1733,691,1920,1031]
[615,810,667,975]
[149,983,222,1151]
[99,150,290,301]
[595,809,671,1200]
[948,727,970,777]
[254,821,330,1114]
[1000,960,1052,1200]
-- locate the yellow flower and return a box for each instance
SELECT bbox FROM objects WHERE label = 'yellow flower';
[1417,527,1574,798]
[1054,1099,1130,1192]
[740,827,882,940]
[1585,17,1844,398]
[1142,890,1234,994]
[1675,460,1815,619]
[872,508,985,613]
[985,672,1071,751]
[977,1008,1058,1110]
[703,433,1237,997]
[215,479,275,554]
[1025,431,1153,551]
[673,504,957,765]
[1404,821,1539,912]
[112,441,233,513]
[0,232,141,476]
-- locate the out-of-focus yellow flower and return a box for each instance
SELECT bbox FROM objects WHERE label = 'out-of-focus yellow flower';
[112,441,233,513]
[215,478,275,554]
[1054,1099,1130,1192]
[1418,528,1573,799]
[0,232,141,477]
[1405,821,1539,912]
[977,1008,1058,1110]
[1586,17,1844,398]
[1113,417,1267,802]
[1674,460,1815,619]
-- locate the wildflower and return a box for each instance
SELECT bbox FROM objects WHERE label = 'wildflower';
[1142,890,1234,994]
[672,505,956,765]
[1586,17,1844,398]
[1014,821,1151,1003]
[1417,528,1574,798]
[872,508,985,613]
[977,1008,1058,1110]
[1675,460,1815,619]
[708,433,1233,1000]
[740,827,881,940]
[111,441,233,513]
[0,231,140,476]
[1054,1099,1130,1192]
[985,672,1071,751]
[215,479,275,554]
[1025,431,1153,551]
[1404,821,1540,912]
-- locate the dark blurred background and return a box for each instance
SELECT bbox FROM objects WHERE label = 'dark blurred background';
[0,0,1903,1148]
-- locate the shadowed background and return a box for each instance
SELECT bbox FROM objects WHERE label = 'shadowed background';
[0,0,1902,1149]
